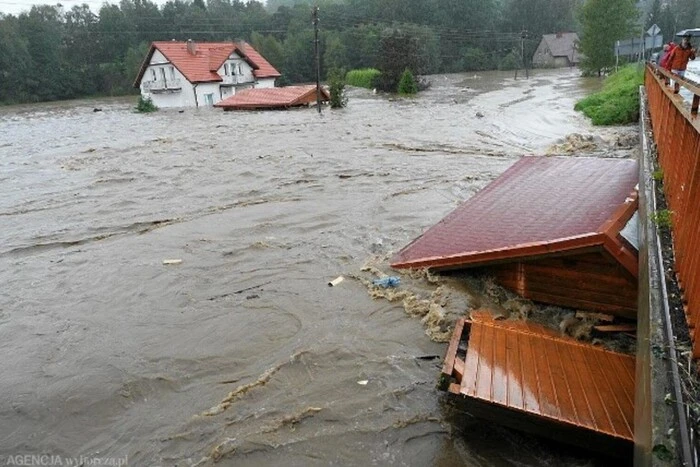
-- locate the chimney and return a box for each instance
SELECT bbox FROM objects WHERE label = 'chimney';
[186,39,196,55]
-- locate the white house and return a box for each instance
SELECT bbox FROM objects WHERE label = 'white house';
[134,40,281,108]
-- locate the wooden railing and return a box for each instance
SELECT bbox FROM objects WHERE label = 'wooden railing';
[645,64,700,357]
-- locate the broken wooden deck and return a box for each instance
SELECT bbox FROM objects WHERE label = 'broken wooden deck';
[441,316,635,458]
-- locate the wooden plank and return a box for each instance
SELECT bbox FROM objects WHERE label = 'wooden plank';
[586,349,633,439]
[532,333,561,419]
[441,318,465,377]
[519,330,541,414]
[453,358,465,381]
[474,323,496,401]
[461,321,483,397]
[491,326,508,406]
[593,324,637,333]
[542,337,580,426]
[524,290,636,318]
[576,311,615,322]
[520,280,637,307]
[504,329,524,410]
[561,343,597,430]
[494,262,637,294]
[570,343,617,435]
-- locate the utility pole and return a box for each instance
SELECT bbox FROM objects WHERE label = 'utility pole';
[521,29,529,79]
[312,6,321,114]
[516,29,528,80]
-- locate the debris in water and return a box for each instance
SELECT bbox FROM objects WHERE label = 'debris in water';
[262,407,322,433]
[372,276,400,288]
[210,437,238,462]
[201,350,308,416]
[328,276,344,287]
[415,355,440,361]
[357,380,368,385]
[245,294,259,300]
[162,259,182,265]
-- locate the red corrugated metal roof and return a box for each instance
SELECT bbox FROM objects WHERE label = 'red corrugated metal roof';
[391,157,638,270]
[214,85,330,110]
[134,41,280,86]
[442,316,635,446]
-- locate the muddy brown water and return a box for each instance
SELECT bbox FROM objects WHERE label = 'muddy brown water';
[0,69,635,466]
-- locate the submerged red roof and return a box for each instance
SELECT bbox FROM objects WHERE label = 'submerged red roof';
[391,156,638,270]
[215,85,330,110]
[135,41,280,86]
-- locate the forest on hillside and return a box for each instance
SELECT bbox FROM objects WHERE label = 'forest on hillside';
[0,0,699,103]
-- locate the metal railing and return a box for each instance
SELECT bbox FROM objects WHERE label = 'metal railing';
[142,79,182,91]
[645,64,700,355]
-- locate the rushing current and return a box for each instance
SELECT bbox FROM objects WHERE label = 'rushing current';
[1,69,637,466]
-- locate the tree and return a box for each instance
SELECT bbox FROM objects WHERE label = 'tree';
[578,0,638,75]
[397,68,417,95]
[375,24,439,92]
[327,67,347,108]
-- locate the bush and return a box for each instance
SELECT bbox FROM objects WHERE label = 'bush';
[136,96,158,113]
[345,68,381,89]
[327,68,348,109]
[462,47,492,72]
[574,65,643,125]
[498,51,521,71]
[397,68,417,95]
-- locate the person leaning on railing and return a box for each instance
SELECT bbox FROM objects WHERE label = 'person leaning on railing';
[665,34,696,93]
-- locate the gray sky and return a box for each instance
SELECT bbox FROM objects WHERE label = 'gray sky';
[1,0,119,15]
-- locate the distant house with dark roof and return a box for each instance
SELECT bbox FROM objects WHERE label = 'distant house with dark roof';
[134,40,281,108]
[532,32,581,68]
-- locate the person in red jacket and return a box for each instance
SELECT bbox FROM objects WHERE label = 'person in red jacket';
[659,42,676,69]
[666,35,696,93]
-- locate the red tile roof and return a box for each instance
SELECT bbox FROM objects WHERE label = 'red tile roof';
[214,85,330,110]
[134,41,280,86]
[391,157,638,271]
[239,42,281,79]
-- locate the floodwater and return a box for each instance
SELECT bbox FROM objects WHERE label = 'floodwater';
[0,69,635,466]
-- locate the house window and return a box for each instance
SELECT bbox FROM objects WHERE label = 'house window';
[237,63,242,75]
[204,93,214,106]
[170,66,176,80]
[224,63,229,75]
[151,69,157,81]
[160,68,166,81]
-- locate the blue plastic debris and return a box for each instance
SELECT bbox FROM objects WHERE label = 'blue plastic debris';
[372,276,400,288]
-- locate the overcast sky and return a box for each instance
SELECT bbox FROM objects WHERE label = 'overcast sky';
[0,0,248,15]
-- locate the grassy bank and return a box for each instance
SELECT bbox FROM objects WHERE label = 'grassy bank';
[346,68,381,89]
[574,65,644,125]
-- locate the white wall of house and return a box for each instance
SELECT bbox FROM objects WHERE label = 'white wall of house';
[256,78,276,88]
[194,83,222,107]
[140,50,196,108]
[217,52,256,86]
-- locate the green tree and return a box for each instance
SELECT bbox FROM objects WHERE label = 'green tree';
[0,15,33,102]
[375,24,438,92]
[323,32,347,77]
[579,0,638,75]
[327,67,347,108]
[397,68,417,95]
